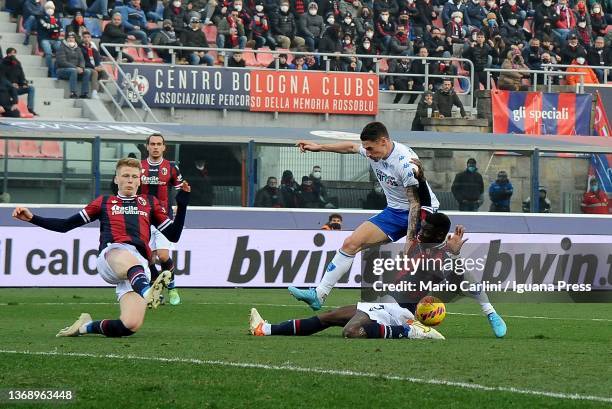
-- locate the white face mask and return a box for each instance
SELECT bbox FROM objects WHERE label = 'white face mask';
[578,21,586,27]
[327,17,334,23]
[508,19,517,25]
[235,4,242,11]
[593,7,601,13]
[381,14,389,21]
[454,17,461,23]
[173,1,180,6]
[344,39,351,44]
[366,31,373,38]
[280,5,289,12]
[508,0,515,5]
[255,5,263,11]
[344,17,351,24]
[312,171,321,179]
[45,8,54,15]
[577,57,585,64]
[363,42,370,49]
[472,0,479,3]
[487,1,494,6]
[543,0,551,5]
[67,39,76,46]
[309,8,317,14]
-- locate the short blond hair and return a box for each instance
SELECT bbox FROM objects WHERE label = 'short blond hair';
[116,157,142,172]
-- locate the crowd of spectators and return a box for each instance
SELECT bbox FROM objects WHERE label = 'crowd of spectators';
[6,0,610,100]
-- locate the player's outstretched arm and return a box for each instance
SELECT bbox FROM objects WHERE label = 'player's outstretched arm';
[405,185,421,243]
[158,181,190,242]
[13,206,88,233]
[296,140,360,154]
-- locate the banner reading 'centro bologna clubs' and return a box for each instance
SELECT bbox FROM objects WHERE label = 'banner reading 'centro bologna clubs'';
[492,90,592,135]
[119,65,378,115]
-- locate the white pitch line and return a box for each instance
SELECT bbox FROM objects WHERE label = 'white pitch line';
[0,349,610,404]
[1,301,611,322]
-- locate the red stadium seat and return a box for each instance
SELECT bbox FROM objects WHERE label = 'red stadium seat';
[8,140,22,158]
[0,139,4,157]
[16,100,34,119]
[41,141,63,158]
[203,24,218,44]
[256,48,275,67]
[242,50,259,67]
[123,45,145,62]
[101,63,118,80]
[101,20,110,31]
[18,140,43,158]
[137,48,163,63]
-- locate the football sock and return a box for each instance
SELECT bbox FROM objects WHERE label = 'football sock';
[81,319,135,337]
[149,263,160,283]
[316,250,355,302]
[462,271,496,315]
[127,265,151,298]
[161,259,175,290]
[270,317,328,336]
[361,323,409,339]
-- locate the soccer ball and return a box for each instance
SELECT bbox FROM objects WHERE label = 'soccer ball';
[416,296,446,326]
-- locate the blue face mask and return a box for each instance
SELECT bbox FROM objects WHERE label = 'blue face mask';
[467,166,476,172]
[591,184,599,191]
[488,20,496,26]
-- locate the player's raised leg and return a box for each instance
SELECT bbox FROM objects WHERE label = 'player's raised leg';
[342,307,444,340]
[250,305,357,336]
[289,221,389,310]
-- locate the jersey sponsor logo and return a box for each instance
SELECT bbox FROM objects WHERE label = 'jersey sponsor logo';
[140,175,166,185]
[375,168,399,187]
[111,204,148,217]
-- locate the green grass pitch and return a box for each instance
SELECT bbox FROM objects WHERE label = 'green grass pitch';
[0,288,610,408]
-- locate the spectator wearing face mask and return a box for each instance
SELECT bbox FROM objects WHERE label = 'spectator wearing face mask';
[535,0,559,36]
[356,36,378,72]
[37,1,62,78]
[272,0,306,49]
[573,0,591,27]
[280,170,301,208]
[572,15,592,48]
[500,0,526,25]
[581,178,608,214]
[164,0,189,34]
[340,11,358,39]
[566,56,599,84]
[375,8,396,52]
[355,7,374,39]
[466,0,487,30]
[560,33,587,64]
[152,19,182,63]
[482,12,501,41]
[553,0,576,43]
[217,7,248,49]
[483,0,501,22]
[587,36,612,83]
[500,12,525,47]
[590,4,607,38]
[364,184,387,209]
[498,50,530,90]
[415,0,437,37]
[299,2,325,51]
[0,48,37,116]
[522,187,551,213]
[56,31,93,99]
[446,11,467,52]
[251,0,277,49]
[255,177,283,207]
[442,0,469,27]
[489,170,513,212]
[310,165,336,208]
[373,0,399,17]
[65,11,87,44]
[452,158,484,212]
[340,0,363,21]
[299,176,321,208]
[321,213,343,230]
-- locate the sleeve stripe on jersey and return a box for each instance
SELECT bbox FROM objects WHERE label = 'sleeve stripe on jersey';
[80,209,90,223]
[157,219,172,232]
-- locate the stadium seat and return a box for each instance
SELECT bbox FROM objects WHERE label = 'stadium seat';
[61,18,71,33]
[0,139,4,157]
[122,45,145,62]
[242,50,259,67]
[101,63,118,79]
[40,141,63,158]
[16,100,34,119]
[136,48,163,63]
[203,25,217,44]
[85,17,103,38]
[256,48,275,67]
[101,20,110,32]
[8,140,21,158]
[18,140,43,158]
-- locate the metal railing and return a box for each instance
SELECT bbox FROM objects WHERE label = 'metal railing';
[543,63,610,84]
[484,68,586,93]
[99,42,475,121]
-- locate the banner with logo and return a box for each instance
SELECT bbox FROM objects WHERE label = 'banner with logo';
[1,227,611,289]
[492,90,592,135]
[119,65,378,115]
[588,91,612,212]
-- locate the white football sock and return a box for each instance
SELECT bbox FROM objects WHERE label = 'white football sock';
[462,271,496,316]
[262,323,272,336]
[315,250,355,302]
[481,303,495,316]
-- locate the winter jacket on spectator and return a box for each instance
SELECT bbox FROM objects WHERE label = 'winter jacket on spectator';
[482,19,501,40]
[290,0,308,16]
[591,12,607,37]
[299,10,325,37]
[373,0,398,16]
[66,18,88,43]
[489,179,513,211]
[566,60,599,84]
[466,0,487,29]
[534,3,559,33]
[280,171,300,208]
[339,0,362,19]
[462,42,495,71]
[318,0,341,17]
[37,14,62,41]
[560,42,586,64]
[180,24,208,47]
[56,39,86,68]
[555,5,576,29]
[356,40,378,71]
[80,42,102,69]
[452,169,484,203]
[0,81,18,113]
[218,15,247,39]
[411,97,438,131]
[101,20,129,44]
[425,31,450,57]
[318,24,342,52]
[522,44,544,70]
[23,0,43,18]
[500,21,525,45]
[340,16,358,39]
[498,52,529,89]
[152,28,182,46]
[0,55,27,86]
[355,8,373,38]
[587,44,612,70]
[255,185,284,207]
[500,0,525,22]
[163,4,189,33]
[442,0,469,26]
[415,0,436,28]
[446,19,465,44]
[387,58,411,88]
[434,86,466,117]
[573,1,591,27]
[251,11,272,35]
[272,8,298,36]
[389,28,410,54]
[375,16,395,38]
[572,23,592,48]
[581,188,608,214]
[118,2,147,30]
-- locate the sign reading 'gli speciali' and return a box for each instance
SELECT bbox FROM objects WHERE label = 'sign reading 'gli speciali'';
[119,65,378,115]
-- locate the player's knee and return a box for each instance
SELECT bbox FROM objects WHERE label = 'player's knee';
[341,235,361,254]
[342,324,362,338]
[121,316,143,333]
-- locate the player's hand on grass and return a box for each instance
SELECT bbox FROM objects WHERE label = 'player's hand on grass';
[12,207,33,222]
[296,140,322,153]
[446,224,468,255]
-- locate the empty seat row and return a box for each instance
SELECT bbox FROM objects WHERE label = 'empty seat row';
[0,140,63,159]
